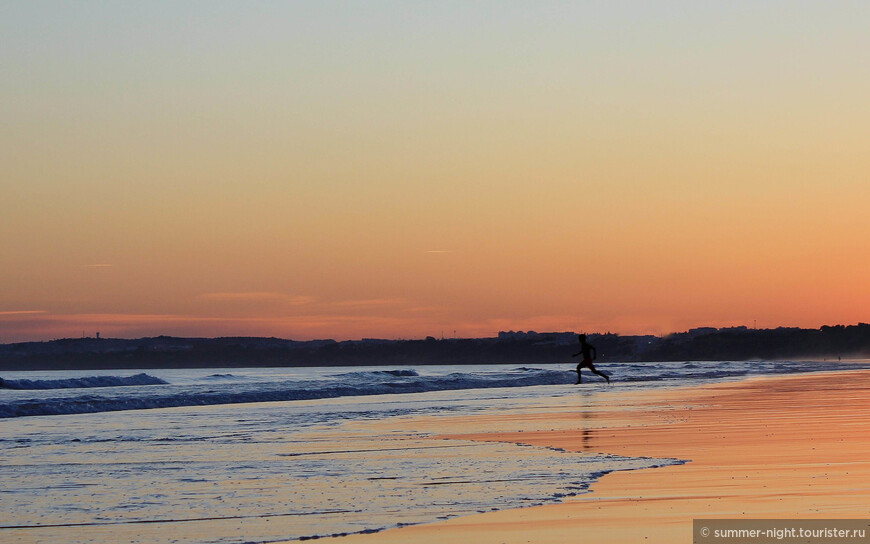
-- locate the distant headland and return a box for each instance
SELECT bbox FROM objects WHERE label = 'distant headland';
[2,324,869,371]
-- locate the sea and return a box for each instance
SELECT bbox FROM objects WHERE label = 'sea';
[1,360,865,543]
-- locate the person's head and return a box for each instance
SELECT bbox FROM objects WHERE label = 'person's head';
[578,334,586,342]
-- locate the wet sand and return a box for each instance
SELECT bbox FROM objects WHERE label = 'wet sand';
[331,369,870,543]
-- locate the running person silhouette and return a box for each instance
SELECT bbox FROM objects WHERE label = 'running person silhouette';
[572,334,610,384]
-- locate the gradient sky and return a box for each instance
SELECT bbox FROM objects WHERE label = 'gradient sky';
[2,1,869,342]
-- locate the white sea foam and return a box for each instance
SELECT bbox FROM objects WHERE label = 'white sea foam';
[0,382,684,544]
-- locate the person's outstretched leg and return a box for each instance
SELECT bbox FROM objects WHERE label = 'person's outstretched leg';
[589,365,610,384]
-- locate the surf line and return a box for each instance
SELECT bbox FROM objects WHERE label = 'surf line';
[0,509,362,530]
[277,442,477,457]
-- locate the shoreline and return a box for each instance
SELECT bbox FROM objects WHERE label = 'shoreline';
[328,369,870,543]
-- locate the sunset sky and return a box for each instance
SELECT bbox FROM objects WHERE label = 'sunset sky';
[2,1,869,342]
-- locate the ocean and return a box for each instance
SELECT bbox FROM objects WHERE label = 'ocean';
[1,360,865,543]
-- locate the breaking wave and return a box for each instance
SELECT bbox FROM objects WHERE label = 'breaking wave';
[0,373,168,390]
[0,368,571,418]
[2,360,866,419]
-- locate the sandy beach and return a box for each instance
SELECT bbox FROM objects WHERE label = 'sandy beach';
[332,368,870,543]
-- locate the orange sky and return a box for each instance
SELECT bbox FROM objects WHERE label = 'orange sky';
[2,2,869,342]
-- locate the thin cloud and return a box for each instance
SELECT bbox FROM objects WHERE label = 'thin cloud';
[328,298,407,308]
[0,310,47,316]
[80,264,113,268]
[200,292,315,305]
[406,305,449,314]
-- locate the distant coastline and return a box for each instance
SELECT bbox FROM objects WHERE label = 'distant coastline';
[0,323,870,371]
[2,324,869,371]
